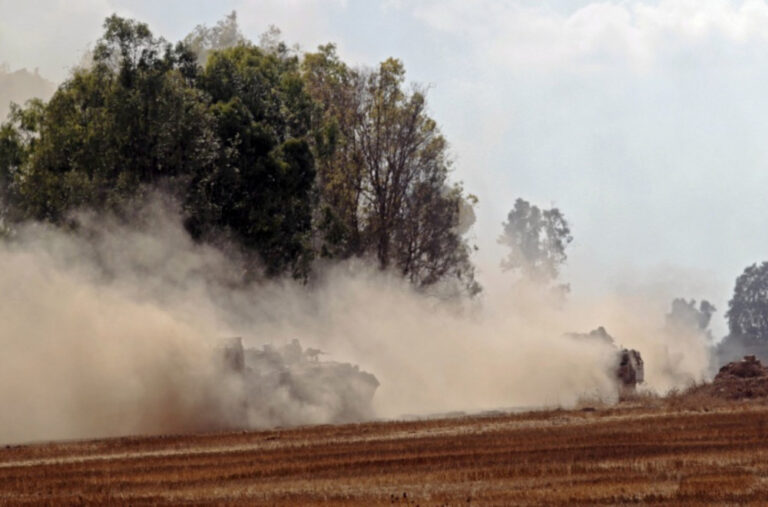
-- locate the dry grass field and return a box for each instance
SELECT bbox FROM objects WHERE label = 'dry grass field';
[2,398,768,505]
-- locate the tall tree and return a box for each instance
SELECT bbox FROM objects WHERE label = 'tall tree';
[1,15,480,292]
[498,198,572,285]
[10,15,216,223]
[0,100,45,224]
[185,44,316,279]
[302,46,479,295]
[302,44,363,259]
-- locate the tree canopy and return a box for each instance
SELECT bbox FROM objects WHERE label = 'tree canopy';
[186,44,316,279]
[498,198,572,288]
[727,262,768,341]
[303,45,478,295]
[0,14,479,294]
[666,298,716,341]
[4,15,215,224]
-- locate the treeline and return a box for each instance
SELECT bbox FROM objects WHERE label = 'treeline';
[0,13,479,295]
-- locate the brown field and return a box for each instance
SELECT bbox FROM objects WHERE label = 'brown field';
[2,398,768,505]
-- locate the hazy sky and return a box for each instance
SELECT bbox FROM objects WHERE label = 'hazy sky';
[4,0,768,332]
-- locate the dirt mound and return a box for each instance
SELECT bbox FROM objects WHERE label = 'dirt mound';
[717,355,768,379]
[708,356,768,400]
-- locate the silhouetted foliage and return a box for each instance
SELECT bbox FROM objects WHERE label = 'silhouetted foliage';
[5,16,216,223]
[0,13,479,292]
[498,198,572,288]
[666,298,716,340]
[727,262,768,341]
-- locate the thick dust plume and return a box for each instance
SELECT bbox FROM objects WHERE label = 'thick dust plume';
[0,199,713,444]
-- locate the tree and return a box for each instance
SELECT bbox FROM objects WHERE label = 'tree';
[727,262,768,341]
[302,46,479,295]
[666,298,716,340]
[0,100,45,227]
[0,123,21,201]
[11,15,217,223]
[498,198,572,285]
[4,15,316,280]
[0,101,44,195]
[183,11,246,65]
[0,15,480,292]
[185,44,316,279]
[302,43,364,259]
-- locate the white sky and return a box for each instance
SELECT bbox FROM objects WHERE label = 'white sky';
[4,0,768,334]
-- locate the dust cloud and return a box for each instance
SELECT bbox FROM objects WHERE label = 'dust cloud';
[0,198,713,444]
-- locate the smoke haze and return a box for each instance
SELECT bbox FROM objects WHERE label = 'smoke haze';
[0,65,55,120]
[0,197,714,444]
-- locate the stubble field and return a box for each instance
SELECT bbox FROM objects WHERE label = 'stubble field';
[2,399,768,505]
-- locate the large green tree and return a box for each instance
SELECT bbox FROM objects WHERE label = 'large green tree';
[0,14,480,292]
[302,44,362,259]
[185,44,316,279]
[303,45,479,295]
[7,15,216,223]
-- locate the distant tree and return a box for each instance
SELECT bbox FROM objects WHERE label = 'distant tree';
[259,25,294,57]
[498,198,572,286]
[0,66,56,121]
[183,11,246,65]
[666,298,716,340]
[727,262,768,341]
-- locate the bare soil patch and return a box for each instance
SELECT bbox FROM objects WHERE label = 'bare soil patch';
[688,356,768,401]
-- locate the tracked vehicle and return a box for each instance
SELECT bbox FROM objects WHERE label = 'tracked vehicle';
[217,338,379,427]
